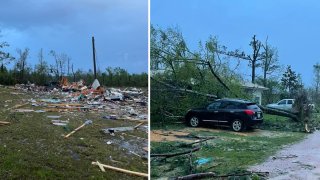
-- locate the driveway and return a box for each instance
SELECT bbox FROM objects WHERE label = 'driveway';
[249,131,320,179]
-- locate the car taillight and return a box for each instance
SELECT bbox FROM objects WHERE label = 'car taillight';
[244,110,254,116]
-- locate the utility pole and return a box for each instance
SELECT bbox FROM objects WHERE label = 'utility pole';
[92,36,97,79]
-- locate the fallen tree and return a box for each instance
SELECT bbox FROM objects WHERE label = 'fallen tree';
[258,105,299,121]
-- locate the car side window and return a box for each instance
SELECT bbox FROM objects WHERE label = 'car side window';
[278,100,286,105]
[219,101,237,109]
[207,102,221,110]
[287,100,293,104]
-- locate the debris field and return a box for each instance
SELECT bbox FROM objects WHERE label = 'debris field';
[0,79,148,179]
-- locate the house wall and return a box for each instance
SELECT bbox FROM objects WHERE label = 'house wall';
[252,90,263,105]
[245,89,263,105]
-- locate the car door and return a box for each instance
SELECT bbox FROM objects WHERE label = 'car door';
[277,99,287,109]
[219,101,238,127]
[287,99,293,109]
[204,101,223,125]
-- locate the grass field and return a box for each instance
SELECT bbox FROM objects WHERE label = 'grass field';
[0,86,148,179]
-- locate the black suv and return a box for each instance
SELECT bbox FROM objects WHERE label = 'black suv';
[185,98,263,132]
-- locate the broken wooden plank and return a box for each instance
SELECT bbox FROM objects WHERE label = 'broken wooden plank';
[64,120,92,138]
[47,103,82,107]
[95,161,106,172]
[92,161,148,177]
[0,121,10,125]
[134,122,145,129]
[8,102,29,110]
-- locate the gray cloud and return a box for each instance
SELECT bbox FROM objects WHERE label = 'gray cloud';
[0,0,148,73]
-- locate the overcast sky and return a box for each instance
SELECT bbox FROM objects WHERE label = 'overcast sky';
[0,0,148,73]
[151,0,320,87]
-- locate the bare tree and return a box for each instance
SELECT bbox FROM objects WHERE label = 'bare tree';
[261,37,280,86]
[71,63,76,82]
[218,35,264,83]
[49,50,69,80]
[16,48,29,83]
[35,48,49,85]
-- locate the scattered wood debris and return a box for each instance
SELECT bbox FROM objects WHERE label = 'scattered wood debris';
[0,121,10,126]
[92,161,148,178]
[64,120,92,138]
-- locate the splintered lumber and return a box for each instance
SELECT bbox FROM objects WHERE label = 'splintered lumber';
[151,146,200,158]
[92,161,148,178]
[64,120,92,138]
[8,102,29,110]
[134,122,145,129]
[123,118,148,123]
[0,121,10,125]
[47,103,82,107]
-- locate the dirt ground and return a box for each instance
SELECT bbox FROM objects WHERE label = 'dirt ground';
[249,131,320,179]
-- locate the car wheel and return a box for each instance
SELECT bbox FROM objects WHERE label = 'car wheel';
[231,119,243,132]
[188,116,200,127]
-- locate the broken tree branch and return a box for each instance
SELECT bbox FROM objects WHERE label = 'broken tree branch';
[186,137,216,146]
[175,171,269,180]
[151,77,217,98]
[151,146,200,158]
[134,122,144,129]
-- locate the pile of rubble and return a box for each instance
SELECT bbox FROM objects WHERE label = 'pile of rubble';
[13,78,148,121]
[6,78,149,175]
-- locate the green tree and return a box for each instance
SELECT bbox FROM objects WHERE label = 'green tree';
[281,65,301,96]
[313,63,320,95]
[34,48,49,85]
[15,48,29,83]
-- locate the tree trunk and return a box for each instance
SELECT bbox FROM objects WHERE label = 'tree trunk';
[252,60,255,83]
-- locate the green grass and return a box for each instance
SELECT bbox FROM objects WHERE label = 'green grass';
[151,104,320,178]
[0,86,148,179]
[151,127,306,179]
[261,114,304,131]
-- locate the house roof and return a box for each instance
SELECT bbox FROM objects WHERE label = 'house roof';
[241,82,269,90]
